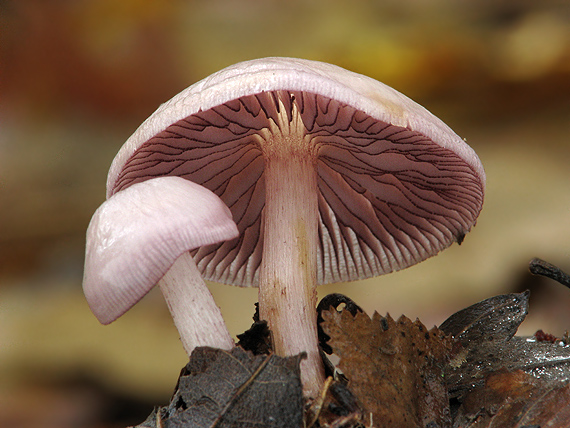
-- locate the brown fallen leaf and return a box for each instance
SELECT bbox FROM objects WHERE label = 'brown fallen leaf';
[321,309,453,428]
[454,369,570,428]
[317,293,364,355]
[133,347,304,428]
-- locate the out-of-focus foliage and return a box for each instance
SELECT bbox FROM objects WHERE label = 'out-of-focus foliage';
[2,0,569,122]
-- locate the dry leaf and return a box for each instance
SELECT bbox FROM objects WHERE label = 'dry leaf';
[321,309,452,428]
[317,293,364,355]
[236,303,272,356]
[135,347,304,428]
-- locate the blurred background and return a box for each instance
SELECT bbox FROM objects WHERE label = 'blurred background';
[1,0,569,426]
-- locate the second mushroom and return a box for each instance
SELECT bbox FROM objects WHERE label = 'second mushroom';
[83,176,238,355]
[103,57,486,397]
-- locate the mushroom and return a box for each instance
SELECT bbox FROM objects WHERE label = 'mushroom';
[83,176,238,354]
[104,57,486,397]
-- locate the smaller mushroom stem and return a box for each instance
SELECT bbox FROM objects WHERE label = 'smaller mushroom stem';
[159,252,234,354]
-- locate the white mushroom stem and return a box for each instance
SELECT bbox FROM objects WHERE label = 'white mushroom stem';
[159,252,234,353]
[259,108,325,397]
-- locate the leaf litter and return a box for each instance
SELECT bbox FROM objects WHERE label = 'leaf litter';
[133,259,570,428]
[320,309,452,428]
[137,347,304,428]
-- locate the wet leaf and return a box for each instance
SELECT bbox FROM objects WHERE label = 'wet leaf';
[454,369,570,428]
[135,347,304,428]
[447,335,570,399]
[439,292,529,343]
[440,292,570,399]
[321,309,452,428]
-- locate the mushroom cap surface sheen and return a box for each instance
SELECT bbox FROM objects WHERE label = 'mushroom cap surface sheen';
[106,57,486,287]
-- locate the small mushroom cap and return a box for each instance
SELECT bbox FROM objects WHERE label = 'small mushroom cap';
[106,57,485,287]
[83,176,239,324]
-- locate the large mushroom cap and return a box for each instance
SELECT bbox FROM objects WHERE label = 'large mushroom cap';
[107,57,485,287]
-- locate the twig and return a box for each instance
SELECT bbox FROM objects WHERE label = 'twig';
[306,376,334,428]
[529,258,570,288]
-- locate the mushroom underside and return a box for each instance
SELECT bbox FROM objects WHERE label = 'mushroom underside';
[110,90,484,288]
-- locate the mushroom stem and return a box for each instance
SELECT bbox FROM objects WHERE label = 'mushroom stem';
[159,251,234,354]
[259,152,325,397]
